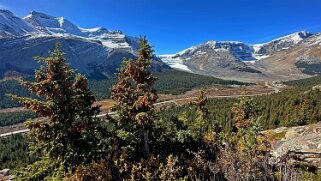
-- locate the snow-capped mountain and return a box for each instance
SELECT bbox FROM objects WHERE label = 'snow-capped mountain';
[160,31,313,69]
[0,10,169,79]
[253,32,321,79]
[159,41,255,72]
[159,31,318,82]
[0,9,38,37]
[178,40,256,61]
[22,11,139,51]
[23,11,83,35]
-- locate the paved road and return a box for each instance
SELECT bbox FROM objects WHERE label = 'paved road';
[0,129,30,137]
[0,111,117,137]
[0,83,280,137]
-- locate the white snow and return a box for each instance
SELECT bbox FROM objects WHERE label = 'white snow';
[252,44,264,52]
[80,27,104,32]
[168,62,192,72]
[243,60,256,64]
[273,31,310,44]
[251,43,269,60]
[0,9,37,36]
[177,45,198,55]
[158,54,192,72]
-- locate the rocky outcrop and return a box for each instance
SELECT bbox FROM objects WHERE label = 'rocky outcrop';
[265,122,321,168]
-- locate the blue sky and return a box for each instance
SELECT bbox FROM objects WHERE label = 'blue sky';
[1,0,321,54]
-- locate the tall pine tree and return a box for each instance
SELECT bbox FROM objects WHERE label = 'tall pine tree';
[111,37,158,157]
[10,44,103,179]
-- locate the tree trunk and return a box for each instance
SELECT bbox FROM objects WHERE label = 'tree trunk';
[143,129,150,157]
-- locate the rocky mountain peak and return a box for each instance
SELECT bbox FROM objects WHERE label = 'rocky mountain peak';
[23,11,82,35]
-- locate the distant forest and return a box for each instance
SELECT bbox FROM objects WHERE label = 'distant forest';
[160,88,321,133]
[0,70,243,108]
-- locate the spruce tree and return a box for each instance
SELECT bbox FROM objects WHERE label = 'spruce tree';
[192,89,209,138]
[10,44,102,179]
[220,94,272,180]
[111,37,158,157]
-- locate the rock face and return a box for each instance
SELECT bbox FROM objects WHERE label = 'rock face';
[0,10,169,79]
[265,122,321,169]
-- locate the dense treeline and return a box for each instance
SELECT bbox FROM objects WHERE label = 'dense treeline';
[89,70,244,100]
[0,70,242,107]
[154,70,244,95]
[160,88,321,133]
[255,89,321,128]
[295,62,321,75]
[0,79,36,108]
[0,111,38,126]
[284,75,321,89]
[88,77,117,100]
[0,135,34,169]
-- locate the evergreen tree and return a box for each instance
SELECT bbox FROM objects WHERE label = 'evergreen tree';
[111,37,158,157]
[219,94,272,180]
[9,44,103,179]
[192,89,210,139]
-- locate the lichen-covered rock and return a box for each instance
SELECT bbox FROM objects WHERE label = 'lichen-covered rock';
[264,122,321,168]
